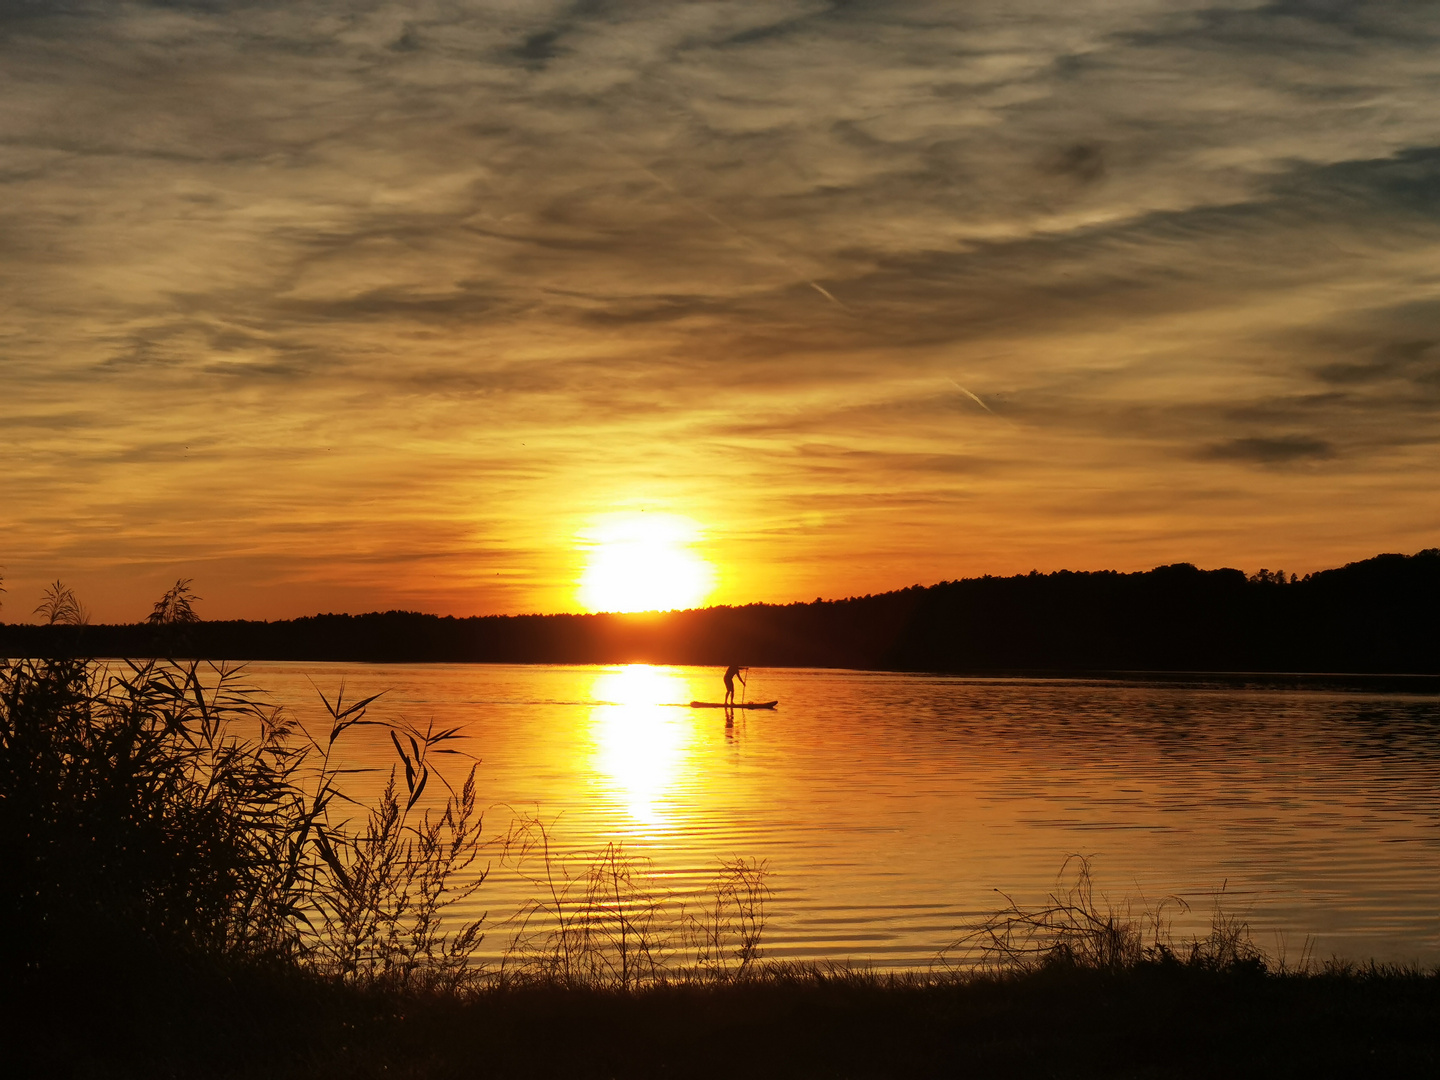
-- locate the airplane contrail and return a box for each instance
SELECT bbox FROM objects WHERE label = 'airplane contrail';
[949,378,993,413]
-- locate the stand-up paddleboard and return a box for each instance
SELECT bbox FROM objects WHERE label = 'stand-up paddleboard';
[689,700,777,710]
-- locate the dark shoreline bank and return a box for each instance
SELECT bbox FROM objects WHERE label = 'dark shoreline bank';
[13,960,1439,1079]
[4,548,1438,674]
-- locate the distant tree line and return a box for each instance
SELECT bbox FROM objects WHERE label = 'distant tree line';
[1,551,1437,673]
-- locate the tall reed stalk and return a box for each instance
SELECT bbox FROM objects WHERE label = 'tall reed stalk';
[684,856,771,981]
[499,817,670,989]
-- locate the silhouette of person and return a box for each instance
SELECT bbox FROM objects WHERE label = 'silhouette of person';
[723,664,746,706]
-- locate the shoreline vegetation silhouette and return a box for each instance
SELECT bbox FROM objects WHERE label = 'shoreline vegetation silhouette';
[2,548,1438,674]
[3,578,1438,1076]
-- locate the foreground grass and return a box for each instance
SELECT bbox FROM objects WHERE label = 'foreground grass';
[8,958,1438,1079]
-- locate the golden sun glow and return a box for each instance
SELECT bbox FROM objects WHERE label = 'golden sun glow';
[588,665,697,828]
[577,513,716,614]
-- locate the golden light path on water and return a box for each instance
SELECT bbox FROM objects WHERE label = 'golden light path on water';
[586,665,699,830]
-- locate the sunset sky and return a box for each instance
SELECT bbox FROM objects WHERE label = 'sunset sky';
[3,1,1438,621]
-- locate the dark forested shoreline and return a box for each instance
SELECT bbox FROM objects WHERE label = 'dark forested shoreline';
[3,549,1437,673]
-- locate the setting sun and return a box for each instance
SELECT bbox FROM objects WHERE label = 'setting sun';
[577,514,716,613]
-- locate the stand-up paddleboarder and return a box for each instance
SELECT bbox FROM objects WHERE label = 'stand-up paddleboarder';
[723,664,746,707]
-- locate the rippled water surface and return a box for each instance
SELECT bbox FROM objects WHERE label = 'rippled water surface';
[249,663,1440,968]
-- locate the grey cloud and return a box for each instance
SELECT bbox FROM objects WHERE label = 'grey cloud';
[1314,340,1439,389]
[514,23,569,65]
[787,445,999,480]
[1120,1,1439,54]
[0,0,84,22]
[274,287,506,325]
[1201,436,1335,464]
[1043,142,1106,185]
[0,410,99,432]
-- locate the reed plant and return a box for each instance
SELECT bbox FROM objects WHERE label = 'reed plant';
[0,653,487,987]
[499,818,669,989]
[303,693,488,992]
[497,817,771,989]
[939,854,1271,976]
[33,579,88,626]
[683,855,770,981]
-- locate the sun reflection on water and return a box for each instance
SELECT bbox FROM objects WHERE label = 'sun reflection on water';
[588,665,697,831]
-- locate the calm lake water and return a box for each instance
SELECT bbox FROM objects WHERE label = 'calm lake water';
[249,663,1440,969]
